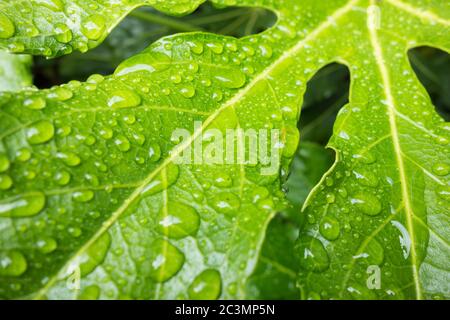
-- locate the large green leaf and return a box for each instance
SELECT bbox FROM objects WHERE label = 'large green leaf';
[296,0,450,300]
[0,0,449,301]
[0,0,204,57]
[0,52,32,91]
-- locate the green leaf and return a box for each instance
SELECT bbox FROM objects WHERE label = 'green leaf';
[0,52,32,91]
[0,0,205,57]
[246,142,333,300]
[296,0,450,300]
[0,0,449,301]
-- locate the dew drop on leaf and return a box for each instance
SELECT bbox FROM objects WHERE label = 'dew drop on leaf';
[297,236,329,272]
[188,269,222,300]
[0,13,15,39]
[0,250,27,276]
[157,202,200,239]
[146,239,184,283]
[351,193,382,216]
[26,120,55,145]
[0,191,46,218]
[319,216,340,241]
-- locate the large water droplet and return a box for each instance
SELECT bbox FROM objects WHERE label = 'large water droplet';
[0,174,12,190]
[319,216,340,241]
[24,96,46,110]
[351,193,382,216]
[0,13,15,39]
[26,121,55,144]
[353,169,379,187]
[0,153,10,172]
[0,192,46,217]
[141,164,179,197]
[210,192,240,215]
[188,269,222,300]
[81,15,106,40]
[57,151,81,167]
[78,233,111,276]
[36,237,57,254]
[432,163,449,176]
[108,89,141,108]
[297,236,329,272]
[146,239,184,282]
[213,69,246,89]
[0,250,27,276]
[73,190,94,203]
[157,202,200,239]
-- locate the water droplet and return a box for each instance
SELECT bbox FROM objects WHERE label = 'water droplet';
[353,169,379,187]
[391,220,411,259]
[0,250,27,276]
[0,153,10,172]
[297,236,329,272]
[108,89,141,108]
[189,41,204,54]
[148,144,161,162]
[0,174,12,190]
[188,269,222,299]
[36,237,57,254]
[48,87,73,101]
[432,163,449,176]
[179,85,196,98]
[206,42,224,54]
[319,216,340,241]
[115,52,171,76]
[213,69,246,89]
[141,164,179,196]
[53,23,72,43]
[157,202,200,239]
[351,193,382,216]
[15,148,31,162]
[213,173,232,187]
[73,190,94,203]
[79,285,100,300]
[146,239,184,282]
[26,121,55,144]
[437,185,450,200]
[210,192,240,215]
[24,96,46,110]
[0,192,46,217]
[54,170,71,185]
[114,135,131,152]
[81,15,106,40]
[57,151,81,167]
[77,233,111,276]
[0,13,15,39]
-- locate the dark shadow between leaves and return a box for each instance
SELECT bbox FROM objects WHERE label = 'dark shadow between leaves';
[408,46,450,121]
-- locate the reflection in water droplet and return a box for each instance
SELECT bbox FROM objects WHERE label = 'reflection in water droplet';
[26,121,55,144]
[0,192,46,217]
[81,15,106,40]
[24,96,46,110]
[36,237,57,254]
[0,250,27,276]
[391,220,411,259]
[297,236,329,272]
[319,216,340,241]
[188,269,222,299]
[210,192,240,215]
[0,13,15,39]
[108,89,141,108]
[157,202,200,239]
[351,193,381,216]
[77,233,111,276]
[145,239,184,282]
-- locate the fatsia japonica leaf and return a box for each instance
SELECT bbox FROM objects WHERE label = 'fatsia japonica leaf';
[0,52,32,91]
[0,0,448,301]
[0,0,204,57]
[296,0,450,300]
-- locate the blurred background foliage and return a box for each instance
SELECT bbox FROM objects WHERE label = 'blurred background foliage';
[22,3,450,299]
